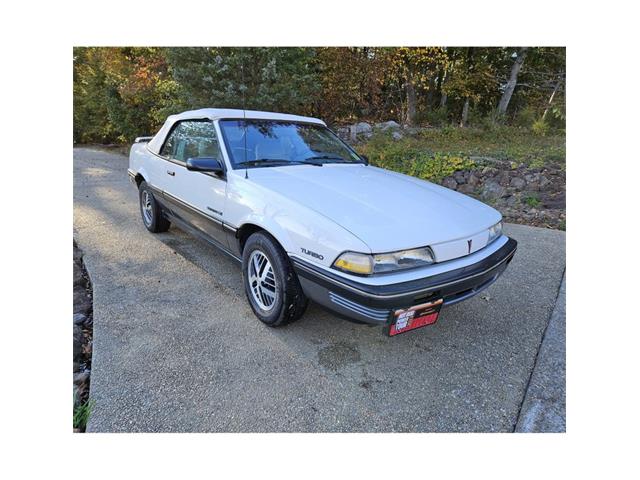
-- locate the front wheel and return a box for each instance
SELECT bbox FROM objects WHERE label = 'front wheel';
[242,231,308,326]
[139,181,170,233]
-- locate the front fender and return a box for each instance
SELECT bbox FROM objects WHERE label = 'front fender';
[228,175,370,269]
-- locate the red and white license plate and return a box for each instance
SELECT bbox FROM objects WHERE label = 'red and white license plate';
[388,299,443,336]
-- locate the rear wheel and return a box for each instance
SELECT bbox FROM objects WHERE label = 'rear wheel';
[139,181,170,233]
[242,231,308,326]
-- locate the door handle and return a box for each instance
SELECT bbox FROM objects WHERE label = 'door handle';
[167,170,175,176]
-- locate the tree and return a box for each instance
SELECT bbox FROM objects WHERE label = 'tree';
[496,47,529,117]
[441,48,498,126]
[166,47,320,117]
[384,47,448,126]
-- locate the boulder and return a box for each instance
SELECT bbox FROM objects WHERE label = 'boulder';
[505,195,518,207]
[481,181,506,200]
[510,177,526,190]
[442,177,458,190]
[457,184,475,194]
[498,171,511,186]
[352,122,372,134]
[391,130,404,140]
[453,170,467,184]
[467,173,480,187]
[376,120,400,131]
[481,166,498,176]
[539,175,552,190]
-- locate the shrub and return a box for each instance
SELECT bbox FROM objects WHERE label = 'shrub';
[421,107,450,127]
[358,134,474,183]
[532,118,550,136]
[515,107,537,128]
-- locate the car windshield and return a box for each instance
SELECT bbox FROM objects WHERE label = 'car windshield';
[218,119,364,168]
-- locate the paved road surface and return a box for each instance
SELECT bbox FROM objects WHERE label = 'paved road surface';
[73,147,566,432]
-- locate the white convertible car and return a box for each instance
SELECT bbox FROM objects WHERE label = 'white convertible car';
[128,108,517,336]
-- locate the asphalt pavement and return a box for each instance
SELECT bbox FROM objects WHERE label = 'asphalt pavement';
[73,147,566,432]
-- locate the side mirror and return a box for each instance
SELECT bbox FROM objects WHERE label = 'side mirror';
[186,157,224,174]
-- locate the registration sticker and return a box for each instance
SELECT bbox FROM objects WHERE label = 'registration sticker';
[388,298,443,336]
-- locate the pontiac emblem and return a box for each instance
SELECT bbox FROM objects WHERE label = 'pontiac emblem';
[467,239,473,254]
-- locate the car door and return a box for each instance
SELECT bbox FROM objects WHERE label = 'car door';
[157,119,229,248]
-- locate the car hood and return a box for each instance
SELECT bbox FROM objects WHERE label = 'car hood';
[247,164,501,253]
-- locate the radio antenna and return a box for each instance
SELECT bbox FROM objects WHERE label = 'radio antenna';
[241,60,248,179]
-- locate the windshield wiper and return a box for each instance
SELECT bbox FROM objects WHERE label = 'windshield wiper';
[237,158,322,168]
[304,155,358,164]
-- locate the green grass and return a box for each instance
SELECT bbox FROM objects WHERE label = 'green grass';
[524,194,541,208]
[358,126,565,176]
[73,398,94,431]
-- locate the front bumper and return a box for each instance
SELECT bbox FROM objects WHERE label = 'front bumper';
[292,237,517,325]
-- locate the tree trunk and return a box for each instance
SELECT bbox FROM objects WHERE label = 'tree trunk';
[438,69,448,108]
[405,79,417,126]
[542,74,563,120]
[460,98,470,127]
[497,47,529,117]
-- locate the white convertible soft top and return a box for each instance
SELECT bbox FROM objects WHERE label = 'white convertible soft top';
[146,108,326,154]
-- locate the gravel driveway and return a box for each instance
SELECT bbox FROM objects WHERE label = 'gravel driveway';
[73,147,566,432]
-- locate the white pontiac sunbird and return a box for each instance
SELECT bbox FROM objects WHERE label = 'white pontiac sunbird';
[129,108,517,336]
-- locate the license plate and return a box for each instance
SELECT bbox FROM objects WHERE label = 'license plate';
[388,299,443,336]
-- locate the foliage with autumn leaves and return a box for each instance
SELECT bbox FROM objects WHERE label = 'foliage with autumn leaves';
[73,47,565,144]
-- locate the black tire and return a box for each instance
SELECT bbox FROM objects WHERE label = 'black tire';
[242,231,308,327]
[139,181,170,233]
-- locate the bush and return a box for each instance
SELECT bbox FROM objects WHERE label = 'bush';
[532,118,550,136]
[420,107,450,127]
[515,107,537,128]
[358,134,474,182]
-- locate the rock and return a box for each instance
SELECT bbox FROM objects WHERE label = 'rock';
[505,195,518,207]
[457,184,475,194]
[73,371,90,386]
[482,166,498,176]
[391,130,403,140]
[498,171,511,186]
[527,181,540,192]
[468,173,479,187]
[376,120,400,131]
[525,172,540,184]
[510,177,526,190]
[73,325,84,362]
[73,262,85,287]
[539,175,552,190]
[73,286,92,315]
[353,122,372,134]
[336,126,350,140]
[73,244,83,264]
[481,181,506,200]
[453,171,467,184]
[73,313,87,326]
[442,177,458,190]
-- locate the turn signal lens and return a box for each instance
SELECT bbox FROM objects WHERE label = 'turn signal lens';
[333,247,435,275]
[488,221,503,244]
[333,252,374,275]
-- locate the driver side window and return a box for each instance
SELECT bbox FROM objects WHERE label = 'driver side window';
[160,120,223,163]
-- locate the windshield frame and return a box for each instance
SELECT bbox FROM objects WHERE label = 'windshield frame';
[217,118,366,170]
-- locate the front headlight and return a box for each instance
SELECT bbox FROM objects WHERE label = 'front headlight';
[333,251,374,275]
[333,247,434,275]
[488,221,503,244]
